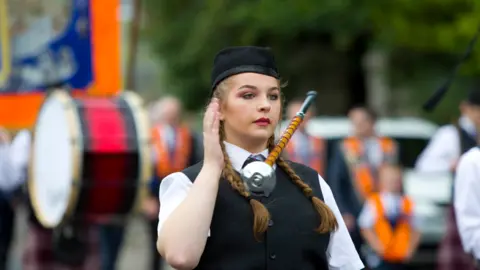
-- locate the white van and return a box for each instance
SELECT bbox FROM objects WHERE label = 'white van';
[281,116,450,265]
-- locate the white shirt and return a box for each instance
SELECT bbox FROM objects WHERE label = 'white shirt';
[358,193,421,229]
[415,116,475,173]
[10,130,31,170]
[454,147,480,260]
[363,137,384,168]
[157,141,364,270]
[358,192,421,267]
[0,143,15,192]
[0,130,31,192]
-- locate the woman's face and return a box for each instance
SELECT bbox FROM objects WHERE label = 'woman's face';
[220,73,281,146]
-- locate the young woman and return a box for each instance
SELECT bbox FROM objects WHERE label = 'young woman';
[156,46,364,270]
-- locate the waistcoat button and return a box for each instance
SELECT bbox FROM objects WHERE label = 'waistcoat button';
[270,253,276,260]
[268,219,274,227]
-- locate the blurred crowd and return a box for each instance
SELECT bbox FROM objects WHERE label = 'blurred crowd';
[1,87,480,270]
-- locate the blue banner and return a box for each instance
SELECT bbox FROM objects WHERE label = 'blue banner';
[0,0,93,93]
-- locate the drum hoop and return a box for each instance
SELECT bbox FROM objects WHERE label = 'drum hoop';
[28,89,84,228]
[119,91,152,211]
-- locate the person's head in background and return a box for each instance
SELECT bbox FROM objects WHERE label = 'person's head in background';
[154,96,183,126]
[378,164,404,194]
[459,86,480,131]
[287,97,315,133]
[148,100,161,125]
[348,105,377,138]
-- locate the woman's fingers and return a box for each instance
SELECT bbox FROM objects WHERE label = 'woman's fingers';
[211,99,220,134]
[212,110,220,135]
[203,99,219,132]
[203,101,214,131]
[208,99,219,131]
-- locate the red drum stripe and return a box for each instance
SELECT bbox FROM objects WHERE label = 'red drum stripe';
[82,99,128,216]
[84,99,128,153]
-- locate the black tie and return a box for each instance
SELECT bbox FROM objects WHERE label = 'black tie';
[242,154,266,169]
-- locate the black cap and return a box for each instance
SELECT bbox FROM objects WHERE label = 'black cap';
[422,25,480,111]
[210,46,280,90]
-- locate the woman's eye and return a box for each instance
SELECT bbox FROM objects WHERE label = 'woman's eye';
[269,94,279,100]
[242,93,254,99]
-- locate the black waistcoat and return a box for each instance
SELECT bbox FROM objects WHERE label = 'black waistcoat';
[182,161,331,270]
[455,125,477,154]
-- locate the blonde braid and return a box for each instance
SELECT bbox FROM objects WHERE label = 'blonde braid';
[219,123,270,241]
[267,136,338,233]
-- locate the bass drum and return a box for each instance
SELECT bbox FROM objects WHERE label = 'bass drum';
[29,89,151,228]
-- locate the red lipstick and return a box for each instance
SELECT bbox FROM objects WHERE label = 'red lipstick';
[254,117,271,126]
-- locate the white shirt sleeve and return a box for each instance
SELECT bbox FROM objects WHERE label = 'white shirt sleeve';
[319,175,365,270]
[9,130,31,186]
[157,172,193,234]
[0,144,17,192]
[357,201,375,229]
[10,130,31,167]
[415,126,459,173]
[454,148,480,260]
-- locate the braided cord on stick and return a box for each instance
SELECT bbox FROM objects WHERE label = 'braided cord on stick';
[265,115,302,166]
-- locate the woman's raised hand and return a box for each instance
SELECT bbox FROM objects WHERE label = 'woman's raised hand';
[202,98,224,171]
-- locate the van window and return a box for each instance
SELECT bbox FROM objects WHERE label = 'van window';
[393,138,430,168]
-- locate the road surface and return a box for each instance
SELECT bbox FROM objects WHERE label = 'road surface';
[8,206,173,270]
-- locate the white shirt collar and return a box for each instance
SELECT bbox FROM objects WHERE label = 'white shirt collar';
[459,115,477,137]
[223,141,269,172]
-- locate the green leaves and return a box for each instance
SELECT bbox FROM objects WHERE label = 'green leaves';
[143,0,480,111]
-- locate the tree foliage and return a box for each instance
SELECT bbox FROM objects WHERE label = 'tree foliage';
[143,0,480,112]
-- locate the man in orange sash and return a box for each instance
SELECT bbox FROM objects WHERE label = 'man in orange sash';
[358,164,421,270]
[329,105,398,260]
[284,98,326,177]
[143,96,203,270]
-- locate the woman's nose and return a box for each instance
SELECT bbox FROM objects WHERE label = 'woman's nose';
[258,97,271,112]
